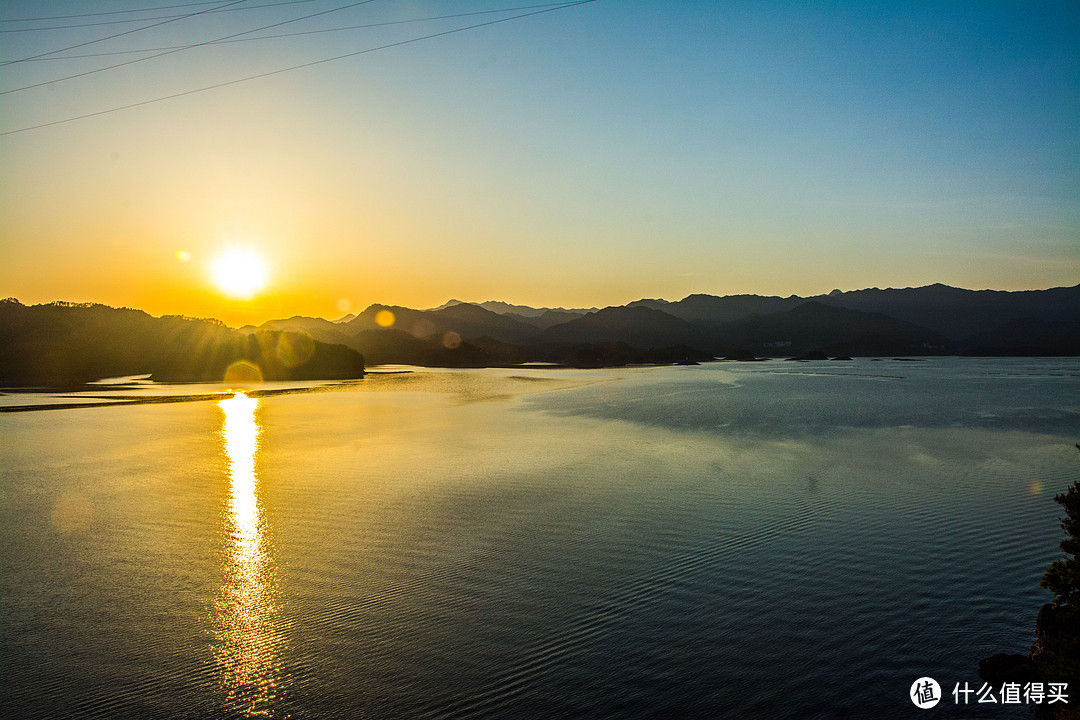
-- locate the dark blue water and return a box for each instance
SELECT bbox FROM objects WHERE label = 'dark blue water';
[1,358,1077,718]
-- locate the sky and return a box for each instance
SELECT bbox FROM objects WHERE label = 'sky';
[1,0,1078,327]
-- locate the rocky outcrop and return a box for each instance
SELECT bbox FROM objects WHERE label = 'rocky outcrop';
[1030,604,1080,687]
[978,653,1039,686]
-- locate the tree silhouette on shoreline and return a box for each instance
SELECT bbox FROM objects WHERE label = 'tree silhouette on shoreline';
[1032,445,1080,693]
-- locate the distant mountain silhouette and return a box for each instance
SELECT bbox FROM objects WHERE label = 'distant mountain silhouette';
[542,305,704,348]
[394,284,1079,361]
[428,303,544,345]
[504,309,589,329]
[625,298,673,311]
[3,283,1077,382]
[430,299,597,317]
[345,302,542,345]
[961,318,1080,356]
[707,301,951,357]
[347,304,433,334]
[245,315,352,345]
[662,293,802,325]
[349,328,495,367]
[0,299,364,386]
[808,283,1080,339]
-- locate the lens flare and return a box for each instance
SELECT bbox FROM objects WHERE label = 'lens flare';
[276,331,314,368]
[375,309,395,327]
[224,360,263,385]
[410,319,435,338]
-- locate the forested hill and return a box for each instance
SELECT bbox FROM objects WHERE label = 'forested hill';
[245,283,1080,365]
[3,283,1079,384]
[0,299,365,386]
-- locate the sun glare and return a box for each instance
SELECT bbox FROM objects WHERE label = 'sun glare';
[211,248,269,300]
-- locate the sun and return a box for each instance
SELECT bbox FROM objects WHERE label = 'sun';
[211,248,269,300]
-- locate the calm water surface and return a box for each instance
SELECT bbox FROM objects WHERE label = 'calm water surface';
[2,358,1078,719]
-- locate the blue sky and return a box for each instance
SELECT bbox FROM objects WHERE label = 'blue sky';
[1,0,1077,324]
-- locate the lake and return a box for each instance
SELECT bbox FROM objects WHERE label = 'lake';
[2,358,1078,719]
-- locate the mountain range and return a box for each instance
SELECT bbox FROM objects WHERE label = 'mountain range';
[0,299,365,386]
[244,283,1080,367]
[2,283,1077,385]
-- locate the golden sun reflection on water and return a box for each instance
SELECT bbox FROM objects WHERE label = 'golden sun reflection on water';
[214,392,283,717]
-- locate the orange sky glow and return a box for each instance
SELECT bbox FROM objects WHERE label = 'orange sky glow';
[1,1,1077,327]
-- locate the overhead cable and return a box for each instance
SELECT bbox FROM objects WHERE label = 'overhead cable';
[1,0,249,65]
[2,0,378,95]
[1,0,597,136]
[0,1,233,23]
[2,3,575,59]
[0,0,322,32]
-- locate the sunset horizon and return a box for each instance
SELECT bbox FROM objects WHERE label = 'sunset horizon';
[5,276,1080,329]
[3,1,1077,329]
[3,2,1078,718]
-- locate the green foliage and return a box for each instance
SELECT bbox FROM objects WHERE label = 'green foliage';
[1041,470,1080,609]
[1035,450,1080,685]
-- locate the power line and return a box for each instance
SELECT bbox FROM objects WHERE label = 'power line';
[0,0,323,33]
[1,0,597,136]
[0,1,234,23]
[1,3,573,62]
[2,0,378,95]
[1,0,250,65]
